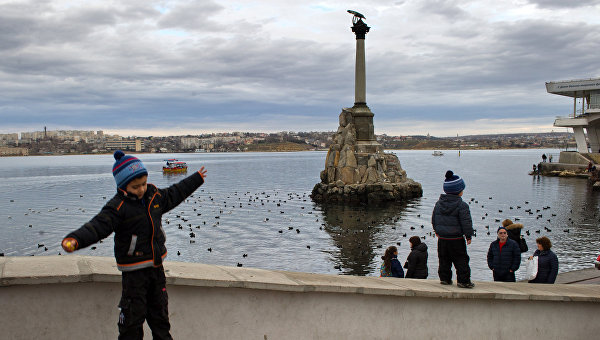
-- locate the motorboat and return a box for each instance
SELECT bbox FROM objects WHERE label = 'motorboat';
[163,159,188,173]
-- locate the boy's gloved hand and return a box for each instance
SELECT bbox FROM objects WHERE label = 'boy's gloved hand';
[62,238,78,252]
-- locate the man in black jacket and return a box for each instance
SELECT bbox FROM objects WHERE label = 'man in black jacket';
[432,170,475,288]
[487,226,521,282]
[61,150,207,340]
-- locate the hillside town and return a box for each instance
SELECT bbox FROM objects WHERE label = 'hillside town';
[0,128,575,156]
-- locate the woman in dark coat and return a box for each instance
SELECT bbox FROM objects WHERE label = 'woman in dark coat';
[380,246,404,278]
[529,236,559,284]
[404,236,428,279]
[487,226,521,282]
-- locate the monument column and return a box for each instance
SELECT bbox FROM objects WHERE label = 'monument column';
[353,20,369,106]
[349,12,378,151]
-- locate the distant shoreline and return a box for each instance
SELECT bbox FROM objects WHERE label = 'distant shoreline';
[0,146,568,157]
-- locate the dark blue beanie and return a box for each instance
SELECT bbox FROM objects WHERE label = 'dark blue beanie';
[443,170,465,194]
[112,150,148,189]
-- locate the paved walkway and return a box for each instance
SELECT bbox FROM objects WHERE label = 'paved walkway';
[556,268,600,285]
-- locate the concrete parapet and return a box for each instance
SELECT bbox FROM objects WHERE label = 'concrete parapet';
[2,256,600,339]
[538,162,588,176]
[558,151,591,165]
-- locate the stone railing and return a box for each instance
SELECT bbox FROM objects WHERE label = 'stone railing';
[1,256,599,339]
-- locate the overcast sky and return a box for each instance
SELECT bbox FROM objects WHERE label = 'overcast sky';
[1,0,599,137]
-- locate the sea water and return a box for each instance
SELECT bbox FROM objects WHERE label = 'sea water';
[0,149,598,281]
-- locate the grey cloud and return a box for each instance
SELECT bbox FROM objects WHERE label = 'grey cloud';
[416,0,468,20]
[368,19,600,101]
[157,0,226,31]
[2,1,597,134]
[527,0,600,9]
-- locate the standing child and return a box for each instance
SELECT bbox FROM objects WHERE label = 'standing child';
[380,246,404,278]
[432,170,475,288]
[61,150,207,339]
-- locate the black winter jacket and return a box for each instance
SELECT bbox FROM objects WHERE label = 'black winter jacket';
[431,194,474,239]
[529,249,559,284]
[505,223,523,244]
[66,171,205,271]
[405,243,428,279]
[487,238,521,276]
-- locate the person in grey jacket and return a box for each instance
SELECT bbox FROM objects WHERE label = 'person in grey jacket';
[432,170,475,288]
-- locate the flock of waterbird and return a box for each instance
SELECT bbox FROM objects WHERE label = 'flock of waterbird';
[2,187,589,273]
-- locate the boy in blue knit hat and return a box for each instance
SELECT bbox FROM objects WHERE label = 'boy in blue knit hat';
[61,150,207,339]
[431,170,475,288]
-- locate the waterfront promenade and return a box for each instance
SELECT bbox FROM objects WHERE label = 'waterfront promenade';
[1,255,599,339]
[556,267,600,284]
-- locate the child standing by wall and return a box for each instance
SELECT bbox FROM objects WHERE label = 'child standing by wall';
[61,150,206,339]
[380,246,404,278]
[431,170,475,288]
[404,236,428,279]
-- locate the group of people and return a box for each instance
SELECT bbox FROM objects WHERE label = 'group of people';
[487,219,558,284]
[380,236,428,279]
[381,170,559,288]
[541,153,552,162]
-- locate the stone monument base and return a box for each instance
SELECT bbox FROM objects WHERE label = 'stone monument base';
[311,180,423,204]
[310,107,423,205]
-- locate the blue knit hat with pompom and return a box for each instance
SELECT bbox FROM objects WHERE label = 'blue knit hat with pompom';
[112,150,148,189]
[443,170,465,194]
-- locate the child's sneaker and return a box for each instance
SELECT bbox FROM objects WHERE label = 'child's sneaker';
[457,282,475,289]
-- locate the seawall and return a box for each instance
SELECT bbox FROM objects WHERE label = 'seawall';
[1,256,599,339]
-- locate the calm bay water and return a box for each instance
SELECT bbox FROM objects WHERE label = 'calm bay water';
[1,149,598,281]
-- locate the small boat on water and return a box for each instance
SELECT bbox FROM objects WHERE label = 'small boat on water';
[163,159,188,174]
[432,151,444,156]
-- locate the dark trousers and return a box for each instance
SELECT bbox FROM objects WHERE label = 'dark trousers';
[493,270,516,282]
[437,238,471,284]
[118,266,172,340]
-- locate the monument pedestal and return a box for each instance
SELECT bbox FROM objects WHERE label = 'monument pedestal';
[311,107,422,205]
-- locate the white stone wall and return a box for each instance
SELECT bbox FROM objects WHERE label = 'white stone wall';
[1,256,599,340]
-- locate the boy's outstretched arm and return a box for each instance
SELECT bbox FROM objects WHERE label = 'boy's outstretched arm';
[159,167,207,213]
[61,202,120,252]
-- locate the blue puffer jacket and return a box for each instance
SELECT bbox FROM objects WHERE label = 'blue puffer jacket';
[390,256,404,278]
[381,255,405,278]
[529,249,559,284]
[431,194,473,239]
[487,238,521,275]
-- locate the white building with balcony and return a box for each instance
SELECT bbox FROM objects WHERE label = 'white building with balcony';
[548,77,600,153]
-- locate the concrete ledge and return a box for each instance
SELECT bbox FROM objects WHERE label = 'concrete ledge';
[2,256,599,302]
[2,256,600,339]
[556,267,600,284]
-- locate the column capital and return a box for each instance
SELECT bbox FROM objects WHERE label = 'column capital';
[351,19,370,40]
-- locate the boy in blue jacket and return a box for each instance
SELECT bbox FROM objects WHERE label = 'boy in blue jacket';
[432,170,475,288]
[61,150,206,340]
